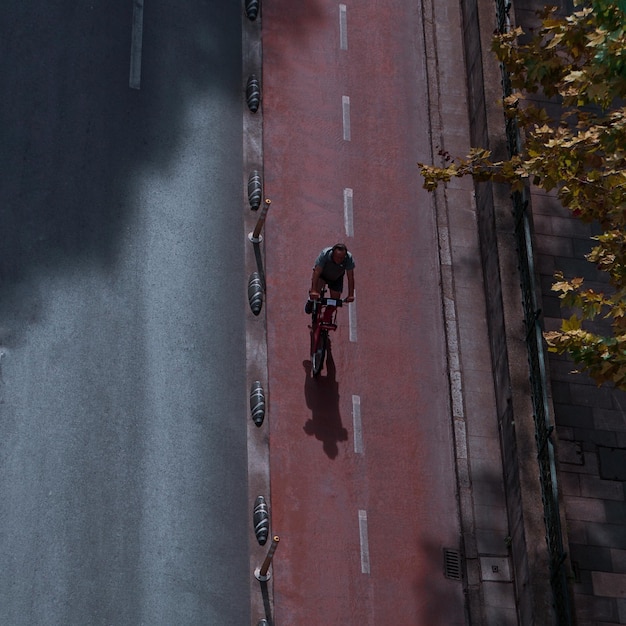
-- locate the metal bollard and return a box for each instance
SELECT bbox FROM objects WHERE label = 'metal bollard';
[248,272,263,315]
[246,75,261,113]
[253,495,270,545]
[247,170,263,211]
[248,198,272,244]
[255,535,280,581]
[245,0,260,20]
[250,380,265,427]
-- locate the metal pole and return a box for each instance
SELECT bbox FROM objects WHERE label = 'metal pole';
[249,198,272,243]
[254,535,280,581]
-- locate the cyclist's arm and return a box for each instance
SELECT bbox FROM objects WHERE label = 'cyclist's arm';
[344,269,355,302]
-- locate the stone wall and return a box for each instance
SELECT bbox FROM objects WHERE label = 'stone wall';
[533,184,626,624]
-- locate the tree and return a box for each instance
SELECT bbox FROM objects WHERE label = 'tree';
[419,0,626,388]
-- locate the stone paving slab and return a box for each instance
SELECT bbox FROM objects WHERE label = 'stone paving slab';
[592,571,626,598]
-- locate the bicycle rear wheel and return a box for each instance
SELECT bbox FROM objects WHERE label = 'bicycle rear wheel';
[311,330,327,377]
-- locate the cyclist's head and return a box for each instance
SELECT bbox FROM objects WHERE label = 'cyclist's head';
[331,243,348,263]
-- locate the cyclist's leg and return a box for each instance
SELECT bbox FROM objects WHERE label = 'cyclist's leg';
[313,275,327,296]
[326,275,344,300]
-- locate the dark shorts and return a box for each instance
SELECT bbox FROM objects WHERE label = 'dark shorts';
[322,272,344,293]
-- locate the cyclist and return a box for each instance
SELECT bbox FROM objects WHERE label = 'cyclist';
[305,243,355,313]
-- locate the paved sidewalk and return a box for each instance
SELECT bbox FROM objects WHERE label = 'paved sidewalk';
[423,0,535,618]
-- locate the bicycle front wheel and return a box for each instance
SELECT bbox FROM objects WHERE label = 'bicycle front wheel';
[311,330,327,377]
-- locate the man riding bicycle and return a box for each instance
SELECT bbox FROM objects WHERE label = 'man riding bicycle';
[305,243,355,314]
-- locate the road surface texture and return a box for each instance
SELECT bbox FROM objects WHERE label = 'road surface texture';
[0,2,249,624]
[263,1,468,623]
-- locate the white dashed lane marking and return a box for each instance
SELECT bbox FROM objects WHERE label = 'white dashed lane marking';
[342,96,351,141]
[129,0,144,89]
[344,188,354,237]
[352,394,363,454]
[339,4,348,50]
[358,510,371,574]
[348,293,357,342]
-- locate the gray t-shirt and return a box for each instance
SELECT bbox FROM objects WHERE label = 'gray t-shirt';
[314,247,355,281]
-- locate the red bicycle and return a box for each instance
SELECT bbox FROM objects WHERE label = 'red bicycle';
[309,288,343,377]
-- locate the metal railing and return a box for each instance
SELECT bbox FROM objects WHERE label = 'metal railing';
[495,1,573,623]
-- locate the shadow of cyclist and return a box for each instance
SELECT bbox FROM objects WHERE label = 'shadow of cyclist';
[303,343,349,459]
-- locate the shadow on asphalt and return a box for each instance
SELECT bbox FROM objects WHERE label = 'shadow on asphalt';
[0,1,240,348]
[414,537,469,624]
[0,3,245,623]
[302,347,348,459]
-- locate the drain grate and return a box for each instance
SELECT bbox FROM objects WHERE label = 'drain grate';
[443,548,463,580]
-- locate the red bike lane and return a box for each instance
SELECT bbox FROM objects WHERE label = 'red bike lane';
[262,1,466,623]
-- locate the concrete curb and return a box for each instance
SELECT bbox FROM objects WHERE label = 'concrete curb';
[242,5,274,625]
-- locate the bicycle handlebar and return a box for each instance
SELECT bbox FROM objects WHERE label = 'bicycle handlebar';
[319,297,343,307]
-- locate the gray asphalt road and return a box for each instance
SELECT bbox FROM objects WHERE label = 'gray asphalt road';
[0,2,249,624]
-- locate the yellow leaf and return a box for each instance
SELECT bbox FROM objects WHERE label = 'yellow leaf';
[562,315,582,331]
